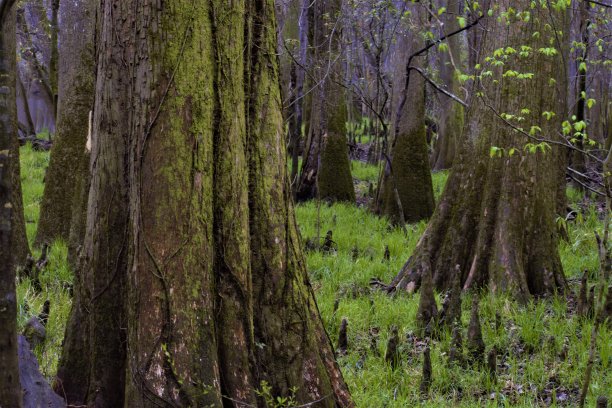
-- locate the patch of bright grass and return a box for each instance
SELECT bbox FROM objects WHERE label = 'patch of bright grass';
[350,161,379,184]
[296,170,609,407]
[17,145,72,379]
[20,144,49,245]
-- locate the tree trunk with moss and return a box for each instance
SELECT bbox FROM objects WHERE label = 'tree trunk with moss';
[49,0,59,118]
[376,6,435,225]
[35,0,95,247]
[1,1,29,268]
[57,1,353,407]
[0,1,23,405]
[431,0,464,171]
[319,131,356,203]
[388,1,568,301]
[296,0,354,202]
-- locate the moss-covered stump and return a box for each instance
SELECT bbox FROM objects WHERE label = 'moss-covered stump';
[319,133,356,202]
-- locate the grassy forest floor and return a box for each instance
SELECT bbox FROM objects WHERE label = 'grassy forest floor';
[17,144,611,407]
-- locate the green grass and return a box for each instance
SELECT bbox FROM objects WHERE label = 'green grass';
[295,167,609,407]
[17,144,72,378]
[20,144,49,243]
[16,145,610,406]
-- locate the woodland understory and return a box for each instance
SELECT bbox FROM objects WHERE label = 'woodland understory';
[15,145,611,407]
[1,0,611,407]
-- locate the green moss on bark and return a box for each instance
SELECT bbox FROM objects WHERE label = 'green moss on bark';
[380,123,435,224]
[319,133,356,203]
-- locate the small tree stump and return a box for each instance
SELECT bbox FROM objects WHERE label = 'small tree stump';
[467,295,485,364]
[385,325,400,369]
[596,396,608,408]
[448,323,465,367]
[337,318,348,356]
[416,260,438,337]
[419,346,432,397]
[486,347,497,383]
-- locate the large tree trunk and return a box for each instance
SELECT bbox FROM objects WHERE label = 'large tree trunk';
[0,1,23,406]
[388,0,568,301]
[57,1,353,407]
[35,0,95,247]
[376,4,435,225]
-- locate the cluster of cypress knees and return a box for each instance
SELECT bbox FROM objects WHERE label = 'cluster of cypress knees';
[334,262,611,406]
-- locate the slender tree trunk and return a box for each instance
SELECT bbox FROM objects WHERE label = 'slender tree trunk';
[389,0,568,301]
[15,5,55,130]
[569,0,589,189]
[58,1,353,407]
[35,0,96,247]
[17,74,35,136]
[376,4,435,224]
[2,2,29,268]
[0,1,23,406]
[431,0,465,171]
[49,0,59,119]
[290,0,308,196]
[296,0,354,203]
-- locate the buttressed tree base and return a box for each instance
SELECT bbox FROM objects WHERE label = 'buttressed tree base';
[55,1,353,407]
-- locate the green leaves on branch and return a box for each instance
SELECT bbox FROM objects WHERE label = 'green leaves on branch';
[489,142,550,159]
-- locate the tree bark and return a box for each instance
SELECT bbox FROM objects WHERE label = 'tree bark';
[49,0,59,118]
[296,0,354,203]
[388,0,568,301]
[2,1,30,268]
[35,0,95,247]
[431,0,465,171]
[376,4,435,225]
[289,0,308,196]
[0,1,23,406]
[58,1,353,407]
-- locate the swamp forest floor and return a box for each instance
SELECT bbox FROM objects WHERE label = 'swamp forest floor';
[16,145,611,407]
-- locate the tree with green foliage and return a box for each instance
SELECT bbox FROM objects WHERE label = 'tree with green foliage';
[55,1,353,407]
[0,0,23,406]
[388,0,568,301]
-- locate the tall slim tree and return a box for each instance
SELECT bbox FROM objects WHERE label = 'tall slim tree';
[35,0,95,247]
[376,3,435,225]
[55,1,353,407]
[296,0,355,202]
[431,0,465,171]
[388,0,568,301]
[2,0,29,267]
[0,0,23,406]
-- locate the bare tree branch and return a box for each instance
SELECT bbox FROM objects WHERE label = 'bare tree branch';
[585,0,611,8]
[409,67,467,107]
